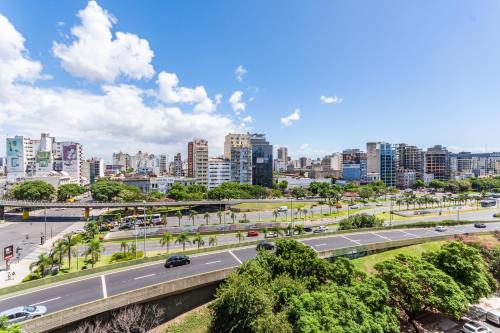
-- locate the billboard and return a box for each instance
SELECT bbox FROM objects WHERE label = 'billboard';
[3,245,13,261]
[36,151,51,168]
[7,138,22,157]
[63,144,78,161]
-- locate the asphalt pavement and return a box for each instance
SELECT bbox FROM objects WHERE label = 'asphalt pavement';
[2,222,500,317]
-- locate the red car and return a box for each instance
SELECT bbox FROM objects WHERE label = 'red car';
[247,230,259,237]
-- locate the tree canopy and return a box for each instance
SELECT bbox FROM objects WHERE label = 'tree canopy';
[338,214,384,230]
[11,180,55,201]
[90,180,143,202]
[57,183,85,201]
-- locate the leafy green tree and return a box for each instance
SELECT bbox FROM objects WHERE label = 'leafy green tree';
[120,241,129,254]
[50,240,65,266]
[294,224,305,235]
[277,180,288,193]
[175,232,191,251]
[413,179,425,189]
[209,235,218,247]
[338,214,384,230]
[358,187,374,201]
[0,315,21,333]
[291,187,308,199]
[204,212,210,225]
[61,233,79,269]
[89,180,123,201]
[85,239,104,267]
[423,242,497,303]
[375,254,469,330]
[57,183,85,202]
[84,221,99,241]
[159,232,173,253]
[167,183,189,201]
[192,233,205,251]
[235,231,245,244]
[11,180,55,201]
[29,253,53,277]
[147,190,164,201]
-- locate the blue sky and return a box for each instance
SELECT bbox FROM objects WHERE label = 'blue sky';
[1,0,500,160]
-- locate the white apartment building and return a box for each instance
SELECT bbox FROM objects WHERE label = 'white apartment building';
[82,158,105,184]
[188,139,209,186]
[6,133,83,184]
[208,157,231,189]
[224,133,251,159]
[150,176,197,194]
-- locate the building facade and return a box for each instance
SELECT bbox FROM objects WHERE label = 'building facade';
[342,149,367,182]
[224,133,251,159]
[250,133,273,188]
[82,158,105,184]
[187,139,208,186]
[207,158,231,189]
[230,146,252,184]
[424,145,451,181]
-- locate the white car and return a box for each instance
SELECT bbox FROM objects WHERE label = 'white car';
[349,205,360,209]
[460,321,491,333]
[376,203,384,206]
[266,232,278,238]
[318,226,328,231]
[435,226,447,232]
[0,305,47,324]
[277,206,288,212]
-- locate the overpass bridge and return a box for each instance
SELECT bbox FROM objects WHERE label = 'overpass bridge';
[0,198,318,220]
[0,222,496,333]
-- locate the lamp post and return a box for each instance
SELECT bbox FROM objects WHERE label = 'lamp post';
[143,201,147,256]
[290,196,294,229]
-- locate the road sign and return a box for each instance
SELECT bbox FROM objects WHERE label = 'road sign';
[4,245,14,261]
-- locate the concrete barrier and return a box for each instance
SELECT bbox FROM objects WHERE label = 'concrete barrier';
[21,267,237,333]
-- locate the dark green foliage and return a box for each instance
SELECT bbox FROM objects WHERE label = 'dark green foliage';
[11,180,55,201]
[423,241,497,303]
[56,183,85,201]
[338,214,384,230]
[90,180,143,202]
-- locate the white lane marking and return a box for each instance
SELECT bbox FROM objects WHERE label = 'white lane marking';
[229,251,242,264]
[205,261,221,265]
[341,235,362,245]
[400,230,418,237]
[372,232,392,241]
[315,243,327,247]
[31,297,61,306]
[133,273,156,280]
[101,275,107,299]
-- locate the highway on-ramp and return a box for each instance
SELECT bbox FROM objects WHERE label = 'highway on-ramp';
[1,222,499,317]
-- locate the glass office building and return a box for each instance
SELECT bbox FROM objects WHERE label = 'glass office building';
[250,133,273,188]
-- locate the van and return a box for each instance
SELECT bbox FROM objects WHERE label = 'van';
[486,309,500,325]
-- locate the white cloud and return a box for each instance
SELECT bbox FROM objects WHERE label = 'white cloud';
[242,116,253,123]
[234,65,247,82]
[0,9,237,158]
[0,15,43,88]
[52,0,154,82]
[281,108,300,126]
[300,143,309,150]
[228,91,246,115]
[320,95,343,104]
[156,71,217,113]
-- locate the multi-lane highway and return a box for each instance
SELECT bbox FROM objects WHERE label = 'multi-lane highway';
[1,222,499,317]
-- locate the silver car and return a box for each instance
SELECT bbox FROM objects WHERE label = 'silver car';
[460,321,491,333]
[0,305,47,324]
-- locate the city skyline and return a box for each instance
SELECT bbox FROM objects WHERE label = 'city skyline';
[1,1,500,159]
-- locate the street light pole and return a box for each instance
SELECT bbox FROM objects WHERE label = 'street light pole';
[143,201,147,256]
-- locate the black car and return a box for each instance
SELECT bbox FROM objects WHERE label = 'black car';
[474,223,487,228]
[304,227,313,233]
[256,241,275,251]
[164,255,190,268]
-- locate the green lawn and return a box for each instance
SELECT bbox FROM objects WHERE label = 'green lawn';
[375,212,407,221]
[164,304,211,333]
[351,241,447,274]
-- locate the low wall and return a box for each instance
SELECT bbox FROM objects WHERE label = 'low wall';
[21,267,236,333]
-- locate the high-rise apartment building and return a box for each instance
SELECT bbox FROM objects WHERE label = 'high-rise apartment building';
[230,146,252,184]
[425,145,451,181]
[250,133,273,188]
[6,133,83,184]
[208,157,231,189]
[82,158,105,184]
[342,149,367,181]
[366,142,396,187]
[112,152,131,170]
[274,147,289,172]
[224,134,251,159]
[173,153,183,177]
[159,154,168,175]
[450,152,500,177]
[187,139,209,186]
[277,147,288,161]
[394,143,424,188]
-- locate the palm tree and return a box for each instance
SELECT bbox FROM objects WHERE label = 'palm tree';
[175,232,191,251]
[30,253,53,277]
[208,235,218,247]
[217,210,223,224]
[296,207,302,220]
[295,224,305,235]
[230,212,236,224]
[192,233,205,251]
[176,210,183,227]
[61,233,79,270]
[302,208,308,220]
[235,231,245,244]
[243,213,247,222]
[189,210,197,226]
[120,241,128,254]
[204,212,210,225]
[161,212,168,228]
[51,240,65,266]
[159,232,173,253]
[272,210,279,222]
[85,239,104,268]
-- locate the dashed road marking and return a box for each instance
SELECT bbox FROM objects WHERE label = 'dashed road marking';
[372,232,392,241]
[205,261,222,265]
[101,275,107,298]
[400,230,418,237]
[134,273,156,280]
[31,297,61,306]
[341,235,362,245]
[315,243,327,247]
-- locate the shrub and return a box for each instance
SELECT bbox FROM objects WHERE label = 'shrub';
[22,273,41,283]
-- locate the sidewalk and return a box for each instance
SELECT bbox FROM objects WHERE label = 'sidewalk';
[1,221,86,287]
